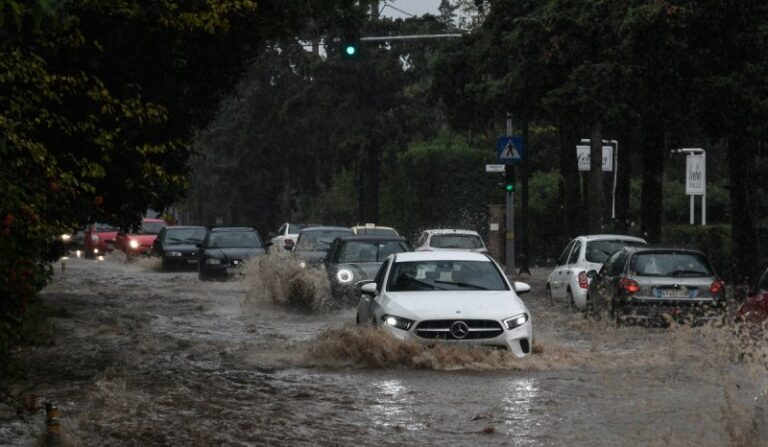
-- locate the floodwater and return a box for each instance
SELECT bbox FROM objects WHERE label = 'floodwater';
[1,252,767,446]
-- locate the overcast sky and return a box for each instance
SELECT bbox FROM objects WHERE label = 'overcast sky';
[380,0,443,19]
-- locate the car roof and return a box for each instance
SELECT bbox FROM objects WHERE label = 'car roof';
[209,227,259,232]
[624,247,707,256]
[337,235,406,242]
[422,229,480,236]
[351,224,396,230]
[299,226,352,232]
[393,251,491,262]
[142,218,166,223]
[165,225,206,230]
[576,234,647,243]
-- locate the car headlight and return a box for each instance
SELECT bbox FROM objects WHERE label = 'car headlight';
[381,314,414,331]
[205,258,222,265]
[336,269,354,283]
[129,239,140,249]
[503,313,529,330]
[61,234,71,242]
[299,261,307,269]
[166,251,183,257]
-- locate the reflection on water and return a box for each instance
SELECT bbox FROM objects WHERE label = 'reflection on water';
[502,378,540,437]
[367,379,426,432]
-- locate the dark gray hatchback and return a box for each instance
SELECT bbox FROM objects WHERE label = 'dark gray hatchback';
[198,227,268,281]
[586,247,726,324]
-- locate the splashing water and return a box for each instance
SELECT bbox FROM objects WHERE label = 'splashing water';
[243,250,335,312]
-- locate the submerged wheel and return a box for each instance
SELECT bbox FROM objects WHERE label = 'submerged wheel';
[545,285,554,306]
[566,288,575,309]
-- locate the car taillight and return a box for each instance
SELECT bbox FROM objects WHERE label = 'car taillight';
[619,278,640,294]
[578,271,589,289]
[709,280,725,295]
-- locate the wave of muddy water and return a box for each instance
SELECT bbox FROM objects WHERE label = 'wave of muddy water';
[2,254,767,446]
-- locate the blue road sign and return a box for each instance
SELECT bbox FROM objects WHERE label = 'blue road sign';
[497,136,524,164]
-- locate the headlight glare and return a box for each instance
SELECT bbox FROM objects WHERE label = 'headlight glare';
[166,251,183,257]
[61,234,71,241]
[503,313,529,330]
[381,314,414,331]
[299,261,307,269]
[336,269,353,283]
[129,239,140,249]
[205,258,222,265]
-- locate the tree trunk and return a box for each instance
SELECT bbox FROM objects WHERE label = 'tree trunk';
[727,136,759,285]
[640,124,664,243]
[558,123,581,239]
[589,123,603,233]
[615,128,632,232]
[520,121,530,273]
[365,135,381,223]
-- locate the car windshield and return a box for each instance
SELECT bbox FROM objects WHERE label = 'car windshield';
[629,253,713,277]
[206,231,262,249]
[355,227,397,236]
[338,240,408,263]
[296,230,352,251]
[430,234,484,249]
[93,223,117,232]
[139,221,166,235]
[387,260,507,292]
[586,239,645,263]
[165,228,207,245]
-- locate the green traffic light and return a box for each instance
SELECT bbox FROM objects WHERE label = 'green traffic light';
[505,183,514,192]
[345,45,357,56]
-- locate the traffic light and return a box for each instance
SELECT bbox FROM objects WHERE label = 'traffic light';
[340,34,360,60]
[504,167,515,192]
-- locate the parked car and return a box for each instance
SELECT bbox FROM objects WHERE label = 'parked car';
[84,223,119,258]
[270,223,316,251]
[585,247,726,324]
[413,229,488,253]
[115,218,167,257]
[735,267,768,325]
[152,226,208,270]
[293,226,354,267]
[356,251,533,357]
[547,234,647,309]
[198,227,269,281]
[351,224,399,236]
[325,235,410,297]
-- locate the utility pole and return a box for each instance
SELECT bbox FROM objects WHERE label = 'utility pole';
[505,113,515,276]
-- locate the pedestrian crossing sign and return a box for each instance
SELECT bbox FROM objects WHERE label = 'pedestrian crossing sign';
[497,136,524,164]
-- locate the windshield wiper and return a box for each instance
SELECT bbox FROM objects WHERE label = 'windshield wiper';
[434,280,488,290]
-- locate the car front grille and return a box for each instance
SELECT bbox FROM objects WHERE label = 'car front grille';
[415,319,503,340]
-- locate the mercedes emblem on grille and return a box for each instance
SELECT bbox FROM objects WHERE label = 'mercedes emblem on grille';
[450,321,469,339]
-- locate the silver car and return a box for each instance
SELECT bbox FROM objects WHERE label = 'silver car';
[586,247,726,324]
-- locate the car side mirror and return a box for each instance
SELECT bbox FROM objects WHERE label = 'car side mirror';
[513,282,531,294]
[586,270,597,279]
[360,282,377,296]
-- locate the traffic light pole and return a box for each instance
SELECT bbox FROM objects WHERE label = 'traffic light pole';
[505,114,515,276]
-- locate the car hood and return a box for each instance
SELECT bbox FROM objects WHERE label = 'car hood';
[162,243,198,253]
[380,290,527,321]
[204,248,266,259]
[334,262,381,281]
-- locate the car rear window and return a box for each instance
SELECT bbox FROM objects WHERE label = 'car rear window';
[586,240,645,263]
[629,252,713,277]
[430,234,484,250]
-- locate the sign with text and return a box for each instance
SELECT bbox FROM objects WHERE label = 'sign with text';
[686,154,705,195]
[576,145,613,171]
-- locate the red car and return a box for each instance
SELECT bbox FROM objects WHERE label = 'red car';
[84,223,119,258]
[736,268,768,325]
[115,218,167,256]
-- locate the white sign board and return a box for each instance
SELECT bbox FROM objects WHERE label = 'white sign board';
[686,154,705,195]
[576,145,613,172]
[485,164,505,173]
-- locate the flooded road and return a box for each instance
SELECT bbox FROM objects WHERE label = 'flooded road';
[2,254,767,446]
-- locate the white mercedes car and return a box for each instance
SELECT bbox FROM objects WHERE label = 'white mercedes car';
[356,251,533,357]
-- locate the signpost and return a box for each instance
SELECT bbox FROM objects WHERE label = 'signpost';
[578,139,619,219]
[680,149,706,225]
[485,164,505,173]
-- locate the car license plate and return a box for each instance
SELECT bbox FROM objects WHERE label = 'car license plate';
[656,288,686,298]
